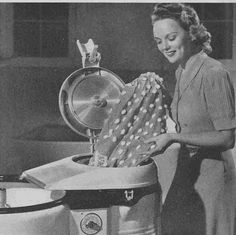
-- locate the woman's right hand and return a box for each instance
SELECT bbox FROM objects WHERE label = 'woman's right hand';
[143,133,174,156]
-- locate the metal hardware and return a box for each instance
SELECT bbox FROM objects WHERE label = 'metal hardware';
[124,190,134,201]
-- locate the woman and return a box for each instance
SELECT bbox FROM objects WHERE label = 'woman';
[144,3,236,235]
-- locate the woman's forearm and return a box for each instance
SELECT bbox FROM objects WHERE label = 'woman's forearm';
[169,129,235,150]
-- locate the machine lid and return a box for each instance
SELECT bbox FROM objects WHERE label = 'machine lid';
[59,66,125,138]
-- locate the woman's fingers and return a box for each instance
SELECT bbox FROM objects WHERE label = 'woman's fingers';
[144,136,159,144]
[140,145,163,156]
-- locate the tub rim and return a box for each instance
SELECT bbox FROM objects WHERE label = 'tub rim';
[0,175,66,214]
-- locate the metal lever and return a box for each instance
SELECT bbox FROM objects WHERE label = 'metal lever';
[76,39,101,68]
[87,129,97,154]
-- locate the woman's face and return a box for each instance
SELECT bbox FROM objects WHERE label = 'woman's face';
[153,18,192,65]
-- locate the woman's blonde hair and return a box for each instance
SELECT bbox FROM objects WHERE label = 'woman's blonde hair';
[151,3,212,54]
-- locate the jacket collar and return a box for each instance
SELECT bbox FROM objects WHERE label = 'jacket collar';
[175,50,207,101]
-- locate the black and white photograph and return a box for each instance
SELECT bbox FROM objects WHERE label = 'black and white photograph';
[0,1,235,235]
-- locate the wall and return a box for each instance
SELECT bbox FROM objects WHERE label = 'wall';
[74,4,158,71]
[0,65,87,174]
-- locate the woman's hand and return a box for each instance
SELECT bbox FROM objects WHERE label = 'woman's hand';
[143,133,174,156]
[142,129,235,157]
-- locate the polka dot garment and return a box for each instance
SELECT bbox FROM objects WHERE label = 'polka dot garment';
[89,72,171,167]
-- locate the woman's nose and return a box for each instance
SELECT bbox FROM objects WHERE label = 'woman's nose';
[159,40,170,51]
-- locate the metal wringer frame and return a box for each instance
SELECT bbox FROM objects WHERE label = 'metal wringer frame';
[22,39,161,235]
[59,39,124,154]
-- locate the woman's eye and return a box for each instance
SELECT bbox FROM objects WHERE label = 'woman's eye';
[168,35,176,41]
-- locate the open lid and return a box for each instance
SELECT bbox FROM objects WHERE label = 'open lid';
[59,66,125,138]
[59,39,125,139]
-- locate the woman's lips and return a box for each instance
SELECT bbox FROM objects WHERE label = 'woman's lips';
[165,51,176,57]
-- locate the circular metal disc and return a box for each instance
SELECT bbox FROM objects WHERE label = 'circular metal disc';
[59,67,124,138]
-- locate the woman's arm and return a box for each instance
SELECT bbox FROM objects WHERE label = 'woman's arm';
[144,65,236,156]
[144,129,235,155]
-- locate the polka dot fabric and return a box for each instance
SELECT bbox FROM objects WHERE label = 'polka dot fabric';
[89,72,170,167]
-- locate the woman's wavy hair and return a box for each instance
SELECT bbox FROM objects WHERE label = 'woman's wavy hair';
[151,3,212,54]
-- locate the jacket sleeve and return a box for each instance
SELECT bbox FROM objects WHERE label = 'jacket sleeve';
[203,66,236,130]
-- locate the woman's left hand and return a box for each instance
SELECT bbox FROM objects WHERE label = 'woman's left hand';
[143,133,173,156]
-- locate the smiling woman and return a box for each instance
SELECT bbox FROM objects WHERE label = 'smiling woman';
[153,18,193,65]
[152,4,211,66]
[147,3,236,235]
